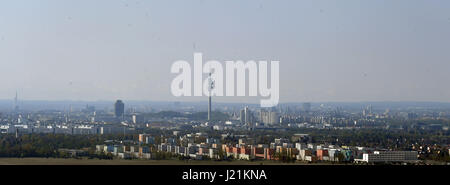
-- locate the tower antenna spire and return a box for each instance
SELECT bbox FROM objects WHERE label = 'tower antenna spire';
[208,72,214,121]
[14,90,18,112]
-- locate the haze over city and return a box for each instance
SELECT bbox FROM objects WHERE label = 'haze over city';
[0,2,450,182]
[0,0,450,103]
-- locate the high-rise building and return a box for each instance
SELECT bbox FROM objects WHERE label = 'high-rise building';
[260,110,280,125]
[240,106,254,127]
[240,109,245,124]
[132,114,137,124]
[245,106,249,126]
[302,102,311,112]
[115,100,125,118]
[363,105,373,117]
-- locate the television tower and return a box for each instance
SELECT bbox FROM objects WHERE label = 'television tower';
[13,91,18,112]
[207,73,215,121]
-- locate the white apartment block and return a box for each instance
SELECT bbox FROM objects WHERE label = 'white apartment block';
[361,151,418,163]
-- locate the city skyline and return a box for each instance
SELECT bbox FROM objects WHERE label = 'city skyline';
[0,1,448,182]
[3,90,450,104]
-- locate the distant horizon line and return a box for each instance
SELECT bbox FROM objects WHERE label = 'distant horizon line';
[0,99,449,104]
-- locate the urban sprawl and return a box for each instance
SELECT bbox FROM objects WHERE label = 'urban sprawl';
[0,94,449,164]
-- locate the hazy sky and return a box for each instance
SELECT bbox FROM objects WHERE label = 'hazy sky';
[0,0,449,103]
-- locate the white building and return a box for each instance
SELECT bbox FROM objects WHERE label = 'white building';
[361,151,418,163]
